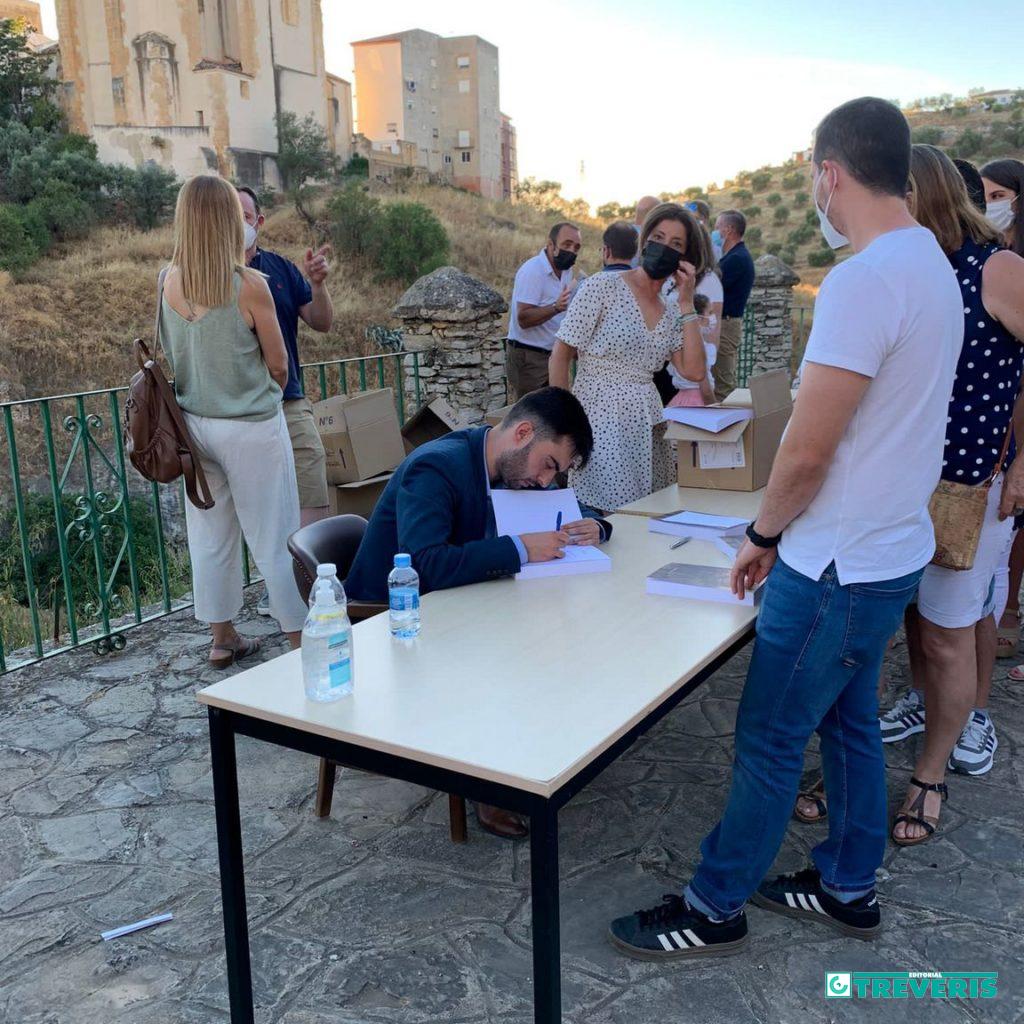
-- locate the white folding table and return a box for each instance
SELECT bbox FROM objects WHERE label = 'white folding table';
[198,508,762,1023]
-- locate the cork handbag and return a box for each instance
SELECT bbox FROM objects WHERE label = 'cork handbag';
[928,425,1013,571]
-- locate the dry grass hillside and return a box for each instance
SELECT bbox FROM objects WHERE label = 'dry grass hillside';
[0,184,606,401]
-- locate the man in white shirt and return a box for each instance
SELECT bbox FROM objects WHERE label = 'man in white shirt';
[505,222,582,402]
[610,98,963,960]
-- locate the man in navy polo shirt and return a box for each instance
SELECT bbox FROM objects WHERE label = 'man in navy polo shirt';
[237,186,333,615]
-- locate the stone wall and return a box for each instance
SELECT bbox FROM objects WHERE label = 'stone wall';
[392,266,509,425]
[746,254,800,379]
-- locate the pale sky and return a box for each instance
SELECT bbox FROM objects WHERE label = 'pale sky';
[35,0,1022,207]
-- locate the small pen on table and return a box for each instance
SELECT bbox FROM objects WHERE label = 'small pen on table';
[670,537,691,550]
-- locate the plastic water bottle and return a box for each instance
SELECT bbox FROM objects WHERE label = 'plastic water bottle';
[308,562,346,611]
[388,553,421,639]
[301,576,353,701]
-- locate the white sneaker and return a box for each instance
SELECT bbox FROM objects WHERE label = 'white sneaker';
[879,690,926,743]
[948,712,997,776]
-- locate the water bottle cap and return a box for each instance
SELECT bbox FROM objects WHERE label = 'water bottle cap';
[316,563,337,577]
[394,553,412,569]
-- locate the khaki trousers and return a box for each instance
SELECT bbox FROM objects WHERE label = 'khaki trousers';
[714,316,743,402]
[505,343,551,403]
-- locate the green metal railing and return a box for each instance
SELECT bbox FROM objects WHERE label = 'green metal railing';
[0,351,421,675]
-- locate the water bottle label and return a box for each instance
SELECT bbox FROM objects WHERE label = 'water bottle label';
[327,632,351,688]
[390,589,420,612]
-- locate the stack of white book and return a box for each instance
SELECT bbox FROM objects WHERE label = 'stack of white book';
[648,510,749,541]
[646,563,762,607]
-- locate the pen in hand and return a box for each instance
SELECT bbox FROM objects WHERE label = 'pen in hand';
[556,511,562,533]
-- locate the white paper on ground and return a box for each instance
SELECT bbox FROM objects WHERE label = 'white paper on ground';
[698,439,746,470]
[663,406,753,432]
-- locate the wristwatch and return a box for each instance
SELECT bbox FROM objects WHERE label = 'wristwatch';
[746,522,782,549]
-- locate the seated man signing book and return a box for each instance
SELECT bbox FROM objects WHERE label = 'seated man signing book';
[346,387,611,603]
[345,386,612,840]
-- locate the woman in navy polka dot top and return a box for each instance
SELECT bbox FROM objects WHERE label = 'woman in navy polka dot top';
[889,145,1024,845]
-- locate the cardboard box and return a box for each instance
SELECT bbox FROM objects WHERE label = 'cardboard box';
[327,472,393,518]
[485,405,513,427]
[313,388,406,484]
[666,369,793,491]
[401,397,461,453]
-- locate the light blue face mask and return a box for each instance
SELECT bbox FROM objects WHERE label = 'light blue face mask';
[711,229,723,248]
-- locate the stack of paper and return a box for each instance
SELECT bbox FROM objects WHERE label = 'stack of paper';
[648,510,749,541]
[662,406,753,432]
[646,563,762,607]
[713,534,747,560]
[490,488,611,580]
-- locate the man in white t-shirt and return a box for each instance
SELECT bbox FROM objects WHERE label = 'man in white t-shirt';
[609,98,964,960]
[505,222,582,402]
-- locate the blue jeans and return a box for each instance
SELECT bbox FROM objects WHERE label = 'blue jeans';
[688,558,923,918]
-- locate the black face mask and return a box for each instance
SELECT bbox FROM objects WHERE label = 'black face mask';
[641,241,682,280]
[552,249,577,272]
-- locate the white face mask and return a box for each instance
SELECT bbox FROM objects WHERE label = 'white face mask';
[986,197,1017,232]
[813,168,850,250]
[243,221,258,251]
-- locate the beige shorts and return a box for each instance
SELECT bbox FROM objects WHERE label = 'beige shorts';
[283,398,329,509]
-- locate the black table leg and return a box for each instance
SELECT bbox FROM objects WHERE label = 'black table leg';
[209,707,255,1024]
[529,800,561,1024]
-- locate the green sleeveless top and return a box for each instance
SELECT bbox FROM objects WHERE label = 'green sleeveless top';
[160,271,282,422]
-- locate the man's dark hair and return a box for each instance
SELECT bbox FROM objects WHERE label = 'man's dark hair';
[548,221,578,244]
[718,209,746,238]
[236,184,261,215]
[953,159,986,213]
[501,386,594,468]
[812,97,910,197]
[602,220,638,261]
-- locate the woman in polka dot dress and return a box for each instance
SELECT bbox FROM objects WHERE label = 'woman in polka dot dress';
[549,204,709,512]
[890,145,1024,846]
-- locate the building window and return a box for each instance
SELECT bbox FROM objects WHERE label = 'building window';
[432,128,438,139]
[200,0,241,64]
[281,0,299,25]
[386,121,397,134]
[239,80,249,98]
[461,150,471,163]
[458,129,470,147]
[444,153,452,164]
[458,79,469,94]
[330,97,340,125]
[457,55,470,68]
[197,110,205,126]
[406,79,416,92]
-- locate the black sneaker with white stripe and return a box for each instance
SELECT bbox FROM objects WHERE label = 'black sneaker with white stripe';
[608,894,748,961]
[751,867,880,939]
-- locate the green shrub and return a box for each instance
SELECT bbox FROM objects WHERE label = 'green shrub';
[787,224,815,246]
[912,126,944,145]
[0,203,47,272]
[732,188,752,201]
[807,247,836,267]
[951,128,984,158]
[326,182,382,257]
[781,173,803,190]
[750,171,772,191]
[766,192,782,206]
[745,226,763,245]
[805,207,819,225]
[773,204,790,223]
[766,241,782,256]
[343,154,369,178]
[28,178,95,240]
[683,186,704,199]
[742,205,761,220]
[373,201,449,283]
[780,246,797,265]
[794,190,809,205]
[109,164,179,230]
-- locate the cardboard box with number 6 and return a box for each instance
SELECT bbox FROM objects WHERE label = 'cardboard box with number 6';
[313,388,406,484]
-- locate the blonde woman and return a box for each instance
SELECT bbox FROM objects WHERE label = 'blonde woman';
[549,203,709,511]
[160,175,307,667]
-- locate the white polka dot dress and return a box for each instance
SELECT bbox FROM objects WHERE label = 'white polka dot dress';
[556,273,684,511]
[943,239,1023,483]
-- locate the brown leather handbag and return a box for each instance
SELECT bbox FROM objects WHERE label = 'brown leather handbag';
[928,424,1013,571]
[123,270,214,510]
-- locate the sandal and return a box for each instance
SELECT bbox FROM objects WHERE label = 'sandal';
[209,636,260,670]
[891,775,948,847]
[793,775,828,824]
[997,612,1020,659]
[1008,663,1024,682]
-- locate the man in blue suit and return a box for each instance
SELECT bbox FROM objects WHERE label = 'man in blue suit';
[345,387,612,838]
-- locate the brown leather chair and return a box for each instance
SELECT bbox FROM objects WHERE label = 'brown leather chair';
[287,516,468,842]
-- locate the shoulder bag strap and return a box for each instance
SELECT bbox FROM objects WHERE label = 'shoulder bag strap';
[154,266,169,353]
[984,423,1015,488]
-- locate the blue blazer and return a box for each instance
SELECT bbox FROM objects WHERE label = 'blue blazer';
[345,426,612,601]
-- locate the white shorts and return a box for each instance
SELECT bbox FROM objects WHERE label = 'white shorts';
[917,478,1013,629]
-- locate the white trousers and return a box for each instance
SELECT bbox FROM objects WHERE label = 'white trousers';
[183,410,308,633]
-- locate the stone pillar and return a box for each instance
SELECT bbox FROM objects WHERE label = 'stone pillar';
[392,266,509,425]
[746,255,800,378]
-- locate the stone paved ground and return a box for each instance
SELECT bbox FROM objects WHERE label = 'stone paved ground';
[2,595,1023,1024]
